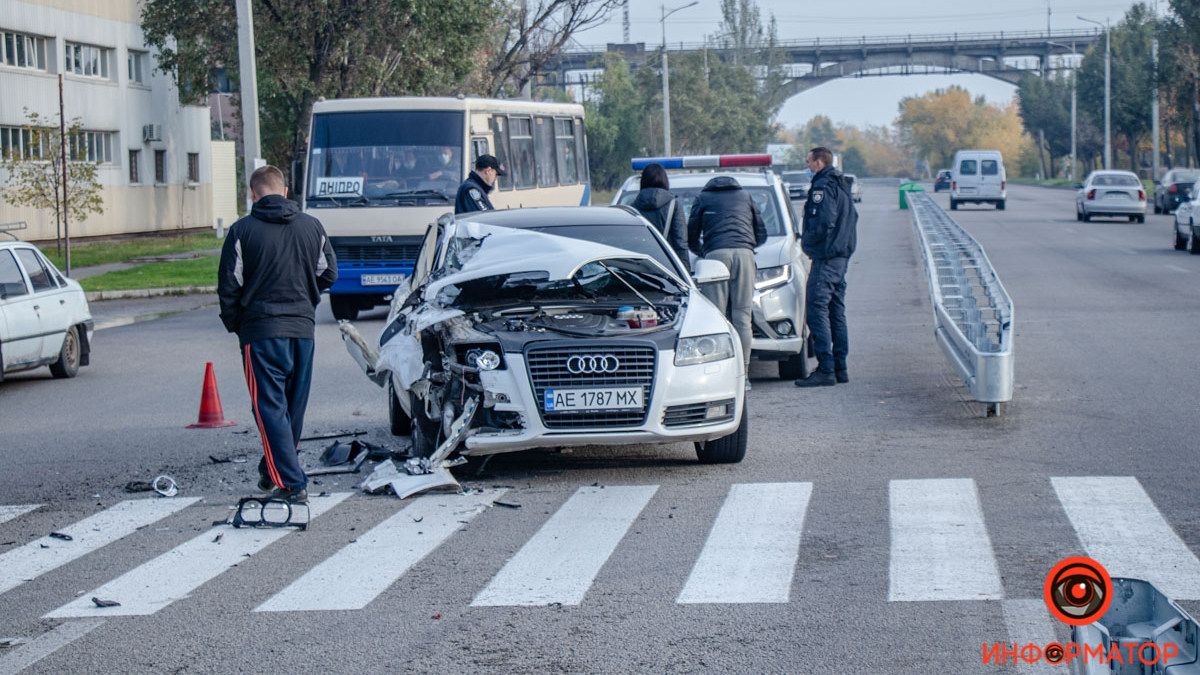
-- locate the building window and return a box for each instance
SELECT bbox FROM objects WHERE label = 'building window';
[0,126,51,160]
[187,152,199,183]
[1,31,47,70]
[67,130,113,163]
[127,49,146,84]
[155,149,166,183]
[129,149,140,183]
[64,41,112,79]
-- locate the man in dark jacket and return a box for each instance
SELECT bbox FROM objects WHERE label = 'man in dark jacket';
[795,146,858,388]
[687,175,768,369]
[630,163,690,271]
[218,165,337,502]
[454,154,505,214]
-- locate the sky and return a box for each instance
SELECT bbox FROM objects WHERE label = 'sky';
[571,0,1152,131]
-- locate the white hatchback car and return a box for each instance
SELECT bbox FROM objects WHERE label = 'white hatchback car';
[1172,185,1199,252]
[614,155,812,380]
[1076,171,1147,223]
[0,241,93,381]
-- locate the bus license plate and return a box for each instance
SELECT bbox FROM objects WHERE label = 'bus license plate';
[361,274,406,286]
[544,387,643,412]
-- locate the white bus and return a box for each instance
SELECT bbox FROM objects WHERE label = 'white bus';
[302,97,590,320]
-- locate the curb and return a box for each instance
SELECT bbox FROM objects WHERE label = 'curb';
[86,286,217,301]
[94,302,218,332]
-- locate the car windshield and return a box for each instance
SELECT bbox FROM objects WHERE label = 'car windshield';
[524,224,681,277]
[1091,174,1140,187]
[617,185,787,237]
[1168,171,1200,183]
[306,110,464,206]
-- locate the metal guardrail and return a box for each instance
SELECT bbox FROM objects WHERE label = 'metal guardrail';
[908,192,1013,416]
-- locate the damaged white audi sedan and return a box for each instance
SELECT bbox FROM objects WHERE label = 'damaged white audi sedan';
[343,206,748,465]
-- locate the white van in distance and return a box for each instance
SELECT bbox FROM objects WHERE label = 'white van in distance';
[950,150,1007,211]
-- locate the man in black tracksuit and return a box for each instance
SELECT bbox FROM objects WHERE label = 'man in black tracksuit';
[454,154,506,214]
[687,175,768,370]
[218,165,337,501]
[795,146,858,388]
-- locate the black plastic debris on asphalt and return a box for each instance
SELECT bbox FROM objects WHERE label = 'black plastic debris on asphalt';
[48,532,73,541]
[493,501,522,509]
[91,597,120,608]
[300,430,368,442]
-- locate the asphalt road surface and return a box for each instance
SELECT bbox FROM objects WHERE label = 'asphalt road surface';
[1,183,1198,673]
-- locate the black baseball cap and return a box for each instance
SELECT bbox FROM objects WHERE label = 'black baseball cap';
[475,154,507,176]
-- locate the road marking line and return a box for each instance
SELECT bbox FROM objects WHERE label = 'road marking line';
[1166,264,1190,274]
[677,482,812,604]
[0,619,104,675]
[1052,476,1200,600]
[0,504,41,526]
[1002,599,1064,673]
[255,489,506,612]
[0,498,199,597]
[888,478,1003,601]
[471,485,657,607]
[44,493,350,618]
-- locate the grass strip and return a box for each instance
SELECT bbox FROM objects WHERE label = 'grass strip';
[80,256,220,292]
[45,234,221,270]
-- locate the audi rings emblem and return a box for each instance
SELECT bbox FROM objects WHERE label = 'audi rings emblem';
[566,354,620,374]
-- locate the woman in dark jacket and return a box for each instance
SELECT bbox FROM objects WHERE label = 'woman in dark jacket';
[629,163,691,272]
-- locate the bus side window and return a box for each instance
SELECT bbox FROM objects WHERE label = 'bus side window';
[490,115,512,191]
[471,137,488,162]
[509,116,535,189]
[534,116,558,187]
[555,118,578,184]
[574,117,588,184]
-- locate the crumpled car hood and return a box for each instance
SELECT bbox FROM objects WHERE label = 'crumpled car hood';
[422,221,683,305]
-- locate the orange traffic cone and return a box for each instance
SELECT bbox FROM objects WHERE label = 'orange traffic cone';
[187,362,236,429]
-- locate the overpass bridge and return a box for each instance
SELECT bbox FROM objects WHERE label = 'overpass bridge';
[544,29,1101,98]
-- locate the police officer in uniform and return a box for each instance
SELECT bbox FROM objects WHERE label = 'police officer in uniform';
[455,154,506,214]
[795,146,857,388]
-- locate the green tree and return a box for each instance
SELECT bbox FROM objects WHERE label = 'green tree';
[2,111,104,260]
[142,0,496,172]
[1077,3,1156,172]
[1160,7,1200,166]
[583,55,647,190]
[1016,73,1072,177]
[841,145,866,175]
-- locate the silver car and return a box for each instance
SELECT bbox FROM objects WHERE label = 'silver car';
[615,168,812,380]
[1076,171,1147,223]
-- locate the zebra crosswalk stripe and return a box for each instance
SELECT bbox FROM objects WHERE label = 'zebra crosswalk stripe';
[44,493,351,618]
[677,482,812,604]
[1002,599,1065,674]
[255,489,507,612]
[0,504,41,526]
[1051,476,1200,600]
[0,498,200,596]
[471,485,658,607]
[888,478,1004,602]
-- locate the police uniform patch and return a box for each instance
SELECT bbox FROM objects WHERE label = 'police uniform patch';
[812,190,824,203]
[469,188,483,200]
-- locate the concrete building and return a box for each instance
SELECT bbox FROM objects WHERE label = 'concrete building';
[0,0,218,241]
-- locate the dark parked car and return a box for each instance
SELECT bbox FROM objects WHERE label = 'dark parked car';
[781,170,812,201]
[1154,169,1200,214]
[934,169,952,192]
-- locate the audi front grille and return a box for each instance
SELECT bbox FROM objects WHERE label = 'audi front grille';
[526,343,656,429]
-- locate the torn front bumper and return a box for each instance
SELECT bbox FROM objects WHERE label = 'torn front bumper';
[463,350,744,455]
[751,280,804,358]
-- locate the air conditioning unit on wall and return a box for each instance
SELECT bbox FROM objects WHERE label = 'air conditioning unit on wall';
[142,124,162,142]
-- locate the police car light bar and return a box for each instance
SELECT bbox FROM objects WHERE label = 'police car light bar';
[630,154,773,171]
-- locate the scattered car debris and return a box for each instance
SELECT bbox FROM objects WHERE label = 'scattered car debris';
[209,455,232,464]
[412,516,423,523]
[308,439,370,476]
[90,597,120,608]
[493,501,522,509]
[228,497,310,530]
[212,533,223,544]
[431,612,442,620]
[152,475,179,498]
[48,532,73,541]
[39,543,49,549]
[300,430,368,442]
[0,636,29,648]
[124,481,155,493]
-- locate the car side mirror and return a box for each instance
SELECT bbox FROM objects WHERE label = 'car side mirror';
[692,258,730,285]
[1074,183,1084,190]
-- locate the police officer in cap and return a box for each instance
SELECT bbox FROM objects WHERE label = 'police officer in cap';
[795,146,857,388]
[455,154,506,214]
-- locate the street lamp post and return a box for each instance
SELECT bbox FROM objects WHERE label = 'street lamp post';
[660,1,698,156]
[1079,16,1111,169]
[1049,41,1078,181]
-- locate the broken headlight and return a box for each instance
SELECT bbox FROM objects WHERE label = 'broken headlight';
[674,333,735,366]
[458,344,504,371]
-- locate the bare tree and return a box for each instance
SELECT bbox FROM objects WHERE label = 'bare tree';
[484,0,622,97]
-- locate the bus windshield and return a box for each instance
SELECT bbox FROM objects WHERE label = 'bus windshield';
[307,110,465,206]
